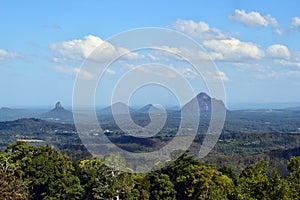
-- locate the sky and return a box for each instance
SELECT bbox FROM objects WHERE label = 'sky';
[1,0,300,107]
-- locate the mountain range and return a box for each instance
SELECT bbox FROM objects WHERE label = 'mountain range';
[0,92,226,122]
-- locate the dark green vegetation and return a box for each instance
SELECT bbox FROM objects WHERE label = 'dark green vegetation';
[2,141,300,199]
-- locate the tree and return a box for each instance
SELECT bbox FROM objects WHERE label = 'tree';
[0,157,28,200]
[77,157,135,200]
[236,160,287,200]
[148,172,176,200]
[162,153,234,199]
[177,164,234,199]
[285,156,300,199]
[2,142,83,199]
[219,166,237,184]
[127,173,150,200]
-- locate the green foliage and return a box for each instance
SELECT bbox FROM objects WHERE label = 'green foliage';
[219,166,237,184]
[148,172,176,200]
[0,164,28,199]
[236,161,288,200]
[2,142,300,200]
[76,158,136,200]
[129,173,150,200]
[2,142,83,200]
[162,153,234,199]
[285,156,300,199]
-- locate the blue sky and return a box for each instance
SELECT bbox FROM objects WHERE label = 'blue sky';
[1,0,300,107]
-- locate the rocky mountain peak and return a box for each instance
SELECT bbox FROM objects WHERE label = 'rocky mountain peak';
[182,92,226,112]
[55,102,63,110]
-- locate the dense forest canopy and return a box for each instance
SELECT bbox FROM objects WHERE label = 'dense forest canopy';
[1,141,300,199]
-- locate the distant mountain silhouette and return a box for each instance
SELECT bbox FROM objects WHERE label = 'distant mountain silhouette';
[181,92,226,113]
[40,102,73,122]
[284,106,300,111]
[137,104,165,114]
[0,107,37,122]
[97,93,226,116]
[98,102,132,115]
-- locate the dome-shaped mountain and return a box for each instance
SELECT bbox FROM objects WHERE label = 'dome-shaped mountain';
[98,102,132,115]
[137,104,165,114]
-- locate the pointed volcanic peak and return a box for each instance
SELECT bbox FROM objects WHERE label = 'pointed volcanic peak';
[52,101,64,111]
[98,102,132,115]
[181,92,226,113]
[40,101,73,122]
[48,101,71,113]
[137,104,165,114]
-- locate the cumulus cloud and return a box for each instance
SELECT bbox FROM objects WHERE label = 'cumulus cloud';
[52,65,115,80]
[230,9,278,27]
[271,50,300,68]
[203,38,264,61]
[50,35,143,63]
[291,17,300,31]
[172,19,228,40]
[0,49,23,61]
[266,44,290,59]
[229,9,282,34]
[147,37,265,62]
[146,39,295,65]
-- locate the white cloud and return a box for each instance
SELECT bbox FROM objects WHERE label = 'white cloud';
[203,38,264,61]
[175,67,229,81]
[202,70,230,82]
[123,63,180,78]
[0,49,23,61]
[147,37,265,62]
[229,9,282,34]
[266,44,290,59]
[50,35,143,63]
[174,67,199,79]
[147,46,183,61]
[146,39,295,65]
[230,9,278,27]
[217,71,230,81]
[147,46,222,62]
[124,63,229,82]
[274,28,283,35]
[52,65,115,80]
[291,17,300,31]
[273,51,300,67]
[275,60,300,68]
[178,47,223,60]
[173,19,228,40]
